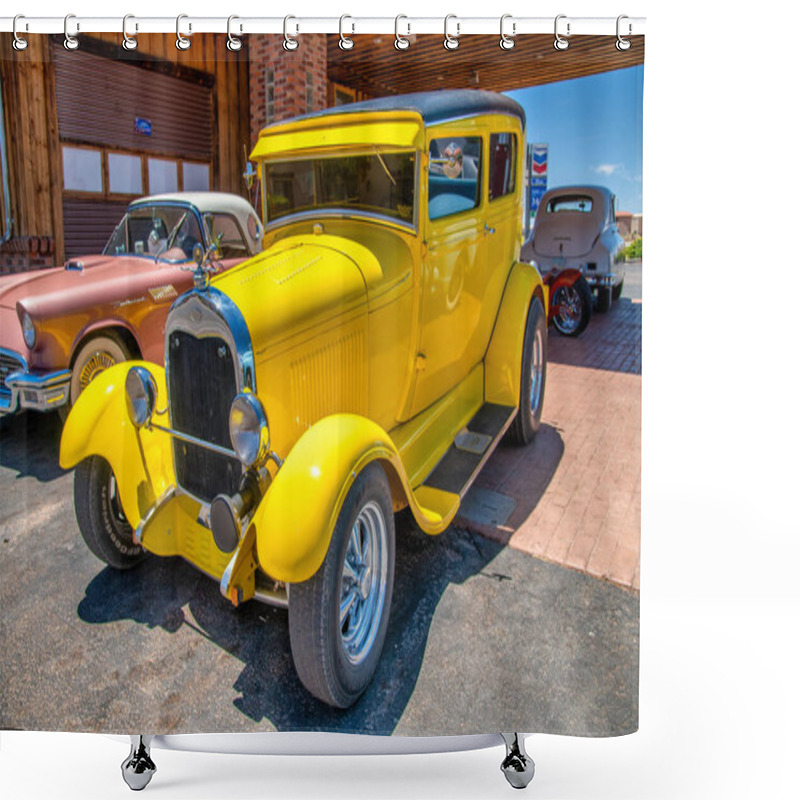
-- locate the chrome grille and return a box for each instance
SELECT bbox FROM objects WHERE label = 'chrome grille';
[0,351,25,396]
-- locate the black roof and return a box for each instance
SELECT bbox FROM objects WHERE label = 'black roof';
[285,90,526,129]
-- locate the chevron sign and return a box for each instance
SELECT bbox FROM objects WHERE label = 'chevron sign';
[532,144,548,175]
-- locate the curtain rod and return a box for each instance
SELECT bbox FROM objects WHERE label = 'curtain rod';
[1,16,646,37]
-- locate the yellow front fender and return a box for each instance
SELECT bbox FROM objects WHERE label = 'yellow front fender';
[253,414,456,584]
[59,361,175,528]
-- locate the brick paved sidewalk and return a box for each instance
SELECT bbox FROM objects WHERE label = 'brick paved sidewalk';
[458,297,642,591]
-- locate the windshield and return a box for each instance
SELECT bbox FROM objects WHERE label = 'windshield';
[546,196,594,214]
[104,205,204,262]
[263,150,416,226]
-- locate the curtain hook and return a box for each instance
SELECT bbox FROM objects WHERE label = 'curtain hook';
[554,14,570,51]
[227,15,242,51]
[283,15,299,51]
[12,15,28,51]
[394,15,410,51]
[616,15,632,51]
[122,14,138,51]
[64,13,79,51]
[500,14,516,50]
[339,15,354,50]
[176,14,191,50]
[443,14,460,51]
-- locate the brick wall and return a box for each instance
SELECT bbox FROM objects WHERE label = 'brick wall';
[248,34,328,146]
[0,237,56,274]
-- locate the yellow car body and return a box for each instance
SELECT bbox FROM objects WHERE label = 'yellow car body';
[61,90,547,707]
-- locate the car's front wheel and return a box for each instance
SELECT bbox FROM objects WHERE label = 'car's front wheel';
[70,334,131,408]
[551,276,592,337]
[289,462,395,708]
[74,456,145,570]
[508,296,547,445]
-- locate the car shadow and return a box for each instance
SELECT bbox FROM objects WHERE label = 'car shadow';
[76,519,504,734]
[547,296,642,376]
[459,423,565,545]
[0,411,67,482]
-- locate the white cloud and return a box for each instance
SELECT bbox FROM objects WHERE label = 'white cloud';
[594,164,623,176]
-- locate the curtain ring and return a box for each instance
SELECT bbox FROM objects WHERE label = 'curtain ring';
[616,15,632,51]
[12,15,28,51]
[339,15,354,50]
[64,13,79,51]
[122,14,138,51]
[554,14,570,50]
[176,14,191,50]
[227,15,242,51]
[394,15,410,50]
[283,15,299,51]
[443,14,460,51]
[499,14,515,50]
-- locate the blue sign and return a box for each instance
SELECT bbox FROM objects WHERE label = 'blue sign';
[134,117,152,136]
[530,184,548,216]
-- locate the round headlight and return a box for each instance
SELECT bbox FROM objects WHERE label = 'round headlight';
[21,312,36,349]
[229,393,269,468]
[125,367,158,429]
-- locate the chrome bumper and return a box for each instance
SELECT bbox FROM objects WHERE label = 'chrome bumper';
[1,367,71,415]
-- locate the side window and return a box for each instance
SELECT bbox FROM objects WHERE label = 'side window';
[428,136,482,221]
[206,213,248,259]
[488,133,516,201]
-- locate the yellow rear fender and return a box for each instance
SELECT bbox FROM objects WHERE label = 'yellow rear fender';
[253,413,456,584]
[484,261,547,407]
[59,361,176,528]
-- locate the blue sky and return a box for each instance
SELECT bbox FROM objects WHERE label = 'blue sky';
[506,65,644,214]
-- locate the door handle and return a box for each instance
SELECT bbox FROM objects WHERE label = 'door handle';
[485,224,496,235]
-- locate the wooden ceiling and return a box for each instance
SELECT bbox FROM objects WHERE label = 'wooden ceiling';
[327,34,644,97]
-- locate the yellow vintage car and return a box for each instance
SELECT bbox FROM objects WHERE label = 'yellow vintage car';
[60,90,548,709]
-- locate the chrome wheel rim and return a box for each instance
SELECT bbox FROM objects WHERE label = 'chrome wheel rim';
[79,350,117,390]
[529,326,544,416]
[552,286,582,334]
[339,500,388,666]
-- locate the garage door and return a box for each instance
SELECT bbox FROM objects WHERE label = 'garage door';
[53,44,213,259]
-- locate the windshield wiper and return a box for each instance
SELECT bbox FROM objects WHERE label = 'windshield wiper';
[373,148,397,187]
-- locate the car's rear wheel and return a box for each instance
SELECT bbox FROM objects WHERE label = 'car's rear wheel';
[508,296,547,445]
[551,276,592,337]
[289,462,395,708]
[612,279,624,301]
[595,286,613,313]
[70,334,131,408]
[74,455,145,570]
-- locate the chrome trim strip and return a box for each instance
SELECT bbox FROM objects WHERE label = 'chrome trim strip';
[149,420,238,460]
[5,368,70,389]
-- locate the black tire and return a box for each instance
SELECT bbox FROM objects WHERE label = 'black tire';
[595,286,612,313]
[74,456,145,570]
[551,276,592,337]
[70,333,131,408]
[508,296,547,445]
[289,462,395,708]
[612,278,624,301]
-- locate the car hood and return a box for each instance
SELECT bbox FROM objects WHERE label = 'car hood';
[210,235,377,349]
[0,255,124,311]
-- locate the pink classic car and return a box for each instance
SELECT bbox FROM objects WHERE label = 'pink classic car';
[0,192,262,419]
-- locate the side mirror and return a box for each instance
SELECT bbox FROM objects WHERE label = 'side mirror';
[243,161,257,190]
[192,242,205,266]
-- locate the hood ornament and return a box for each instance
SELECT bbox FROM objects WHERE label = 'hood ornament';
[191,242,219,291]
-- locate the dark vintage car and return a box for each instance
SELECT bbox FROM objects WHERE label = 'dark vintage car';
[0,192,262,419]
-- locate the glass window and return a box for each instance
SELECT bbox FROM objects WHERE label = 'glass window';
[104,204,202,263]
[546,196,593,213]
[264,151,416,226]
[428,137,481,220]
[183,162,210,192]
[62,146,103,193]
[108,153,142,195]
[148,158,178,194]
[205,213,249,258]
[488,133,516,201]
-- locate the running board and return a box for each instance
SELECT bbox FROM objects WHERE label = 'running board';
[421,403,516,499]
